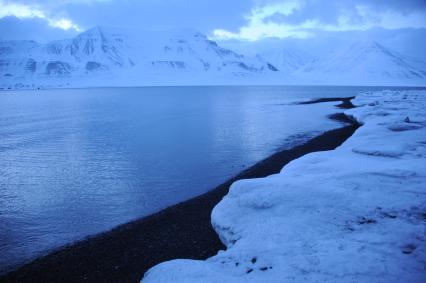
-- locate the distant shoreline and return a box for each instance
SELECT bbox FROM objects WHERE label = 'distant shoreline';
[1,84,426,93]
[1,97,360,283]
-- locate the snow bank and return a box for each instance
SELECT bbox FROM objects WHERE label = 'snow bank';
[142,90,426,282]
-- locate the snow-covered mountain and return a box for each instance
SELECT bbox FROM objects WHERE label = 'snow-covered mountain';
[296,40,426,85]
[257,47,314,73]
[1,29,426,88]
[0,26,278,89]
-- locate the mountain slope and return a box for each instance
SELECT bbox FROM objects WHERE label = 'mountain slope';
[1,32,426,88]
[0,26,277,88]
[297,40,426,85]
[257,47,314,73]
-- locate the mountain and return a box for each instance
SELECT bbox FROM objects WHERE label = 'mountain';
[0,26,278,89]
[296,40,426,85]
[1,31,426,89]
[257,47,315,73]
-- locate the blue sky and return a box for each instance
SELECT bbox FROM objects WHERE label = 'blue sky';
[1,0,426,42]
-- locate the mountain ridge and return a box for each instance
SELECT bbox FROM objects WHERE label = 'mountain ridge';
[296,40,426,83]
[1,27,425,89]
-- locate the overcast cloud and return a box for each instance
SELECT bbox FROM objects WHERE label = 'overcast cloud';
[0,0,425,42]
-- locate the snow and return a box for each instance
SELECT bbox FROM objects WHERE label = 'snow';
[142,90,426,282]
[1,27,426,90]
[296,40,426,86]
[257,47,314,73]
[0,26,277,90]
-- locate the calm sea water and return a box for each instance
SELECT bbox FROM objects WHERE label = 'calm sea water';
[0,85,413,273]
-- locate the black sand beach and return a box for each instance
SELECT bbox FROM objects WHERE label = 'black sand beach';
[1,97,359,283]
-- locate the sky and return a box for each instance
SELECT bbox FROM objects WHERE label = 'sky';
[0,0,425,57]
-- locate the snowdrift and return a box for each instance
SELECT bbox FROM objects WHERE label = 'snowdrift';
[142,90,426,282]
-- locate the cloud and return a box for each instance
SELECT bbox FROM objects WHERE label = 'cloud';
[1,0,425,42]
[0,0,81,32]
[211,0,426,41]
[1,0,252,33]
[0,16,79,42]
[213,1,313,40]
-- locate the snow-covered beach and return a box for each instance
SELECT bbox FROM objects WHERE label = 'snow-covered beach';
[143,90,426,282]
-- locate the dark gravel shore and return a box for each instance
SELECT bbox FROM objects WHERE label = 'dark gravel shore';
[1,98,360,283]
[297,96,355,109]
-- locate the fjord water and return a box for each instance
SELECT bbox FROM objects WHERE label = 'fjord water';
[0,86,398,273]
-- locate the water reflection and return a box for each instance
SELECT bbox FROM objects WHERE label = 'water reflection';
[0,85,399,273]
